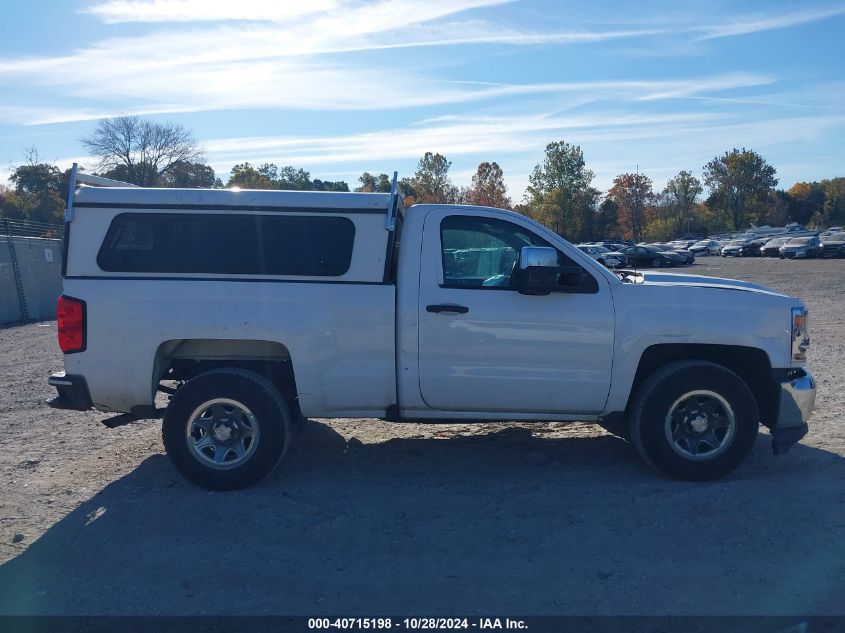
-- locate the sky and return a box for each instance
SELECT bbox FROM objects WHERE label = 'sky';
[0,0,843,199]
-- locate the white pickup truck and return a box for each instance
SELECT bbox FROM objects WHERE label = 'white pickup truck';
[48,170,816,489]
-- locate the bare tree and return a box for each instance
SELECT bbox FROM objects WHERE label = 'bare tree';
[82,116,203,186]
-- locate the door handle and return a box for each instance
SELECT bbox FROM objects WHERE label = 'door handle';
[426,304,469,314]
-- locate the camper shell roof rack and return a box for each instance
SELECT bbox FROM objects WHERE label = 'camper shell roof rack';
[65,164,404,229]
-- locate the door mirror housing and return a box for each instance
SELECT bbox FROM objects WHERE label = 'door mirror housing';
[519,246,558,269]
[517,246,588,295]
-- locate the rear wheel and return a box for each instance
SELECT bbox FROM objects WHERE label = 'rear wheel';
[162,368,293,490]
[628,360,758,480]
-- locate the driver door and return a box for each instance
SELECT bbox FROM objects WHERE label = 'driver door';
[417,209,614,414]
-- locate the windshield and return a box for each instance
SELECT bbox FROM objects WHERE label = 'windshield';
[787,238,811,245]
[727,240,745,246]
[826,233,845,241]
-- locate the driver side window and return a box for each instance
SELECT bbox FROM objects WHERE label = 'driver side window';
[440,215,554,289]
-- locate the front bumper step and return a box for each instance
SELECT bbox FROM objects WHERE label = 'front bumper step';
[772,423,809,455]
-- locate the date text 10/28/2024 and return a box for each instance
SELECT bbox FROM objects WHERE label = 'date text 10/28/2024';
[308,618,528,630]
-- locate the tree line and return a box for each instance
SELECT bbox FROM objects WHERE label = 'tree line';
[2,115,843,242]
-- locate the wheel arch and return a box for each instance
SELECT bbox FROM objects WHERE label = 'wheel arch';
[153,339,301,418]
[627,343,778,428]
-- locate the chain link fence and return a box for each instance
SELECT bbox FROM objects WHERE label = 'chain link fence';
[1,218,65,325]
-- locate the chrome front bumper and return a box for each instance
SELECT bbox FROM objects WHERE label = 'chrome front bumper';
[771,369,816,455]
[777,369,816,428]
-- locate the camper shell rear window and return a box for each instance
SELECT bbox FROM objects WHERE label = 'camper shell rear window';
[97,212,355,276]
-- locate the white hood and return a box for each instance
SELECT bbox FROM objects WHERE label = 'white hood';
[621,270,789,297]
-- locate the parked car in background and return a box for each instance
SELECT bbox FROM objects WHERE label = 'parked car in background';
[689,239,721,256]
[576,245,628,268]
[780,236,823,259]
[620,245,685,268]
[596,241,618,251]
[721,240,748,257]
[648,244,695,265]
[669,239,698,250]
[761,237,791,257]
[739,239,768,257]
[821,232,845,258]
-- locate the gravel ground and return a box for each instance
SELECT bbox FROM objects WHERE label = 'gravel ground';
[0,257,843,615]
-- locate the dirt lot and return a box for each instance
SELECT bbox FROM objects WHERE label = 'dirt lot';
[0,257,843,615]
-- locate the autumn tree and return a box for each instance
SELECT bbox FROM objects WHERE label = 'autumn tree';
[525,141,597,240]
[355,172,393,193]
[0,186,27,220]
[607,172,654,242]
[312,179,350,192]
[82,116,204,186]
[816,178,845,227]
[595,198,620,239]
[464,162,512,209]
[227,163,276,189]
[276,165,314,190]
[226,163,347,191]
[102,159,220,188]
[787,181,826,226]
[4,151,66,223]
[663,170,702,236]
[409,152,457,204]
[703,148,777,230]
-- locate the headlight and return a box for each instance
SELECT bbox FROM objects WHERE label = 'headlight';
[791,306,809,363]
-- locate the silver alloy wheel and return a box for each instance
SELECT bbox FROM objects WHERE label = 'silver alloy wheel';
[186,398,260,470]
[664,390,737,461]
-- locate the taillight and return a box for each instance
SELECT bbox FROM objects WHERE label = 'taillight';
[57,295,86,353]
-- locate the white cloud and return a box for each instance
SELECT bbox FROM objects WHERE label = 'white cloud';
[82,0,337,23]
[0,0,677,127]
[201,110,726,167]
[0,67,774,126]
[196,109,845,196]
[4,0,831,126]
[696,5,845,40]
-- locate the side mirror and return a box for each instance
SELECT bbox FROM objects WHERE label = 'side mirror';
[517,246,585,295]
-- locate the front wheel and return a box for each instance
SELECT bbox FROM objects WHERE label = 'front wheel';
[628,360,759,480]
[162,367,293,490]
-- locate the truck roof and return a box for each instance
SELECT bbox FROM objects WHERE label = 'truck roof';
[73,185,393,214]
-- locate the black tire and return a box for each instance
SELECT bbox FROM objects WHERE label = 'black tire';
[162,368,293,490]
[628,360,759,481]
